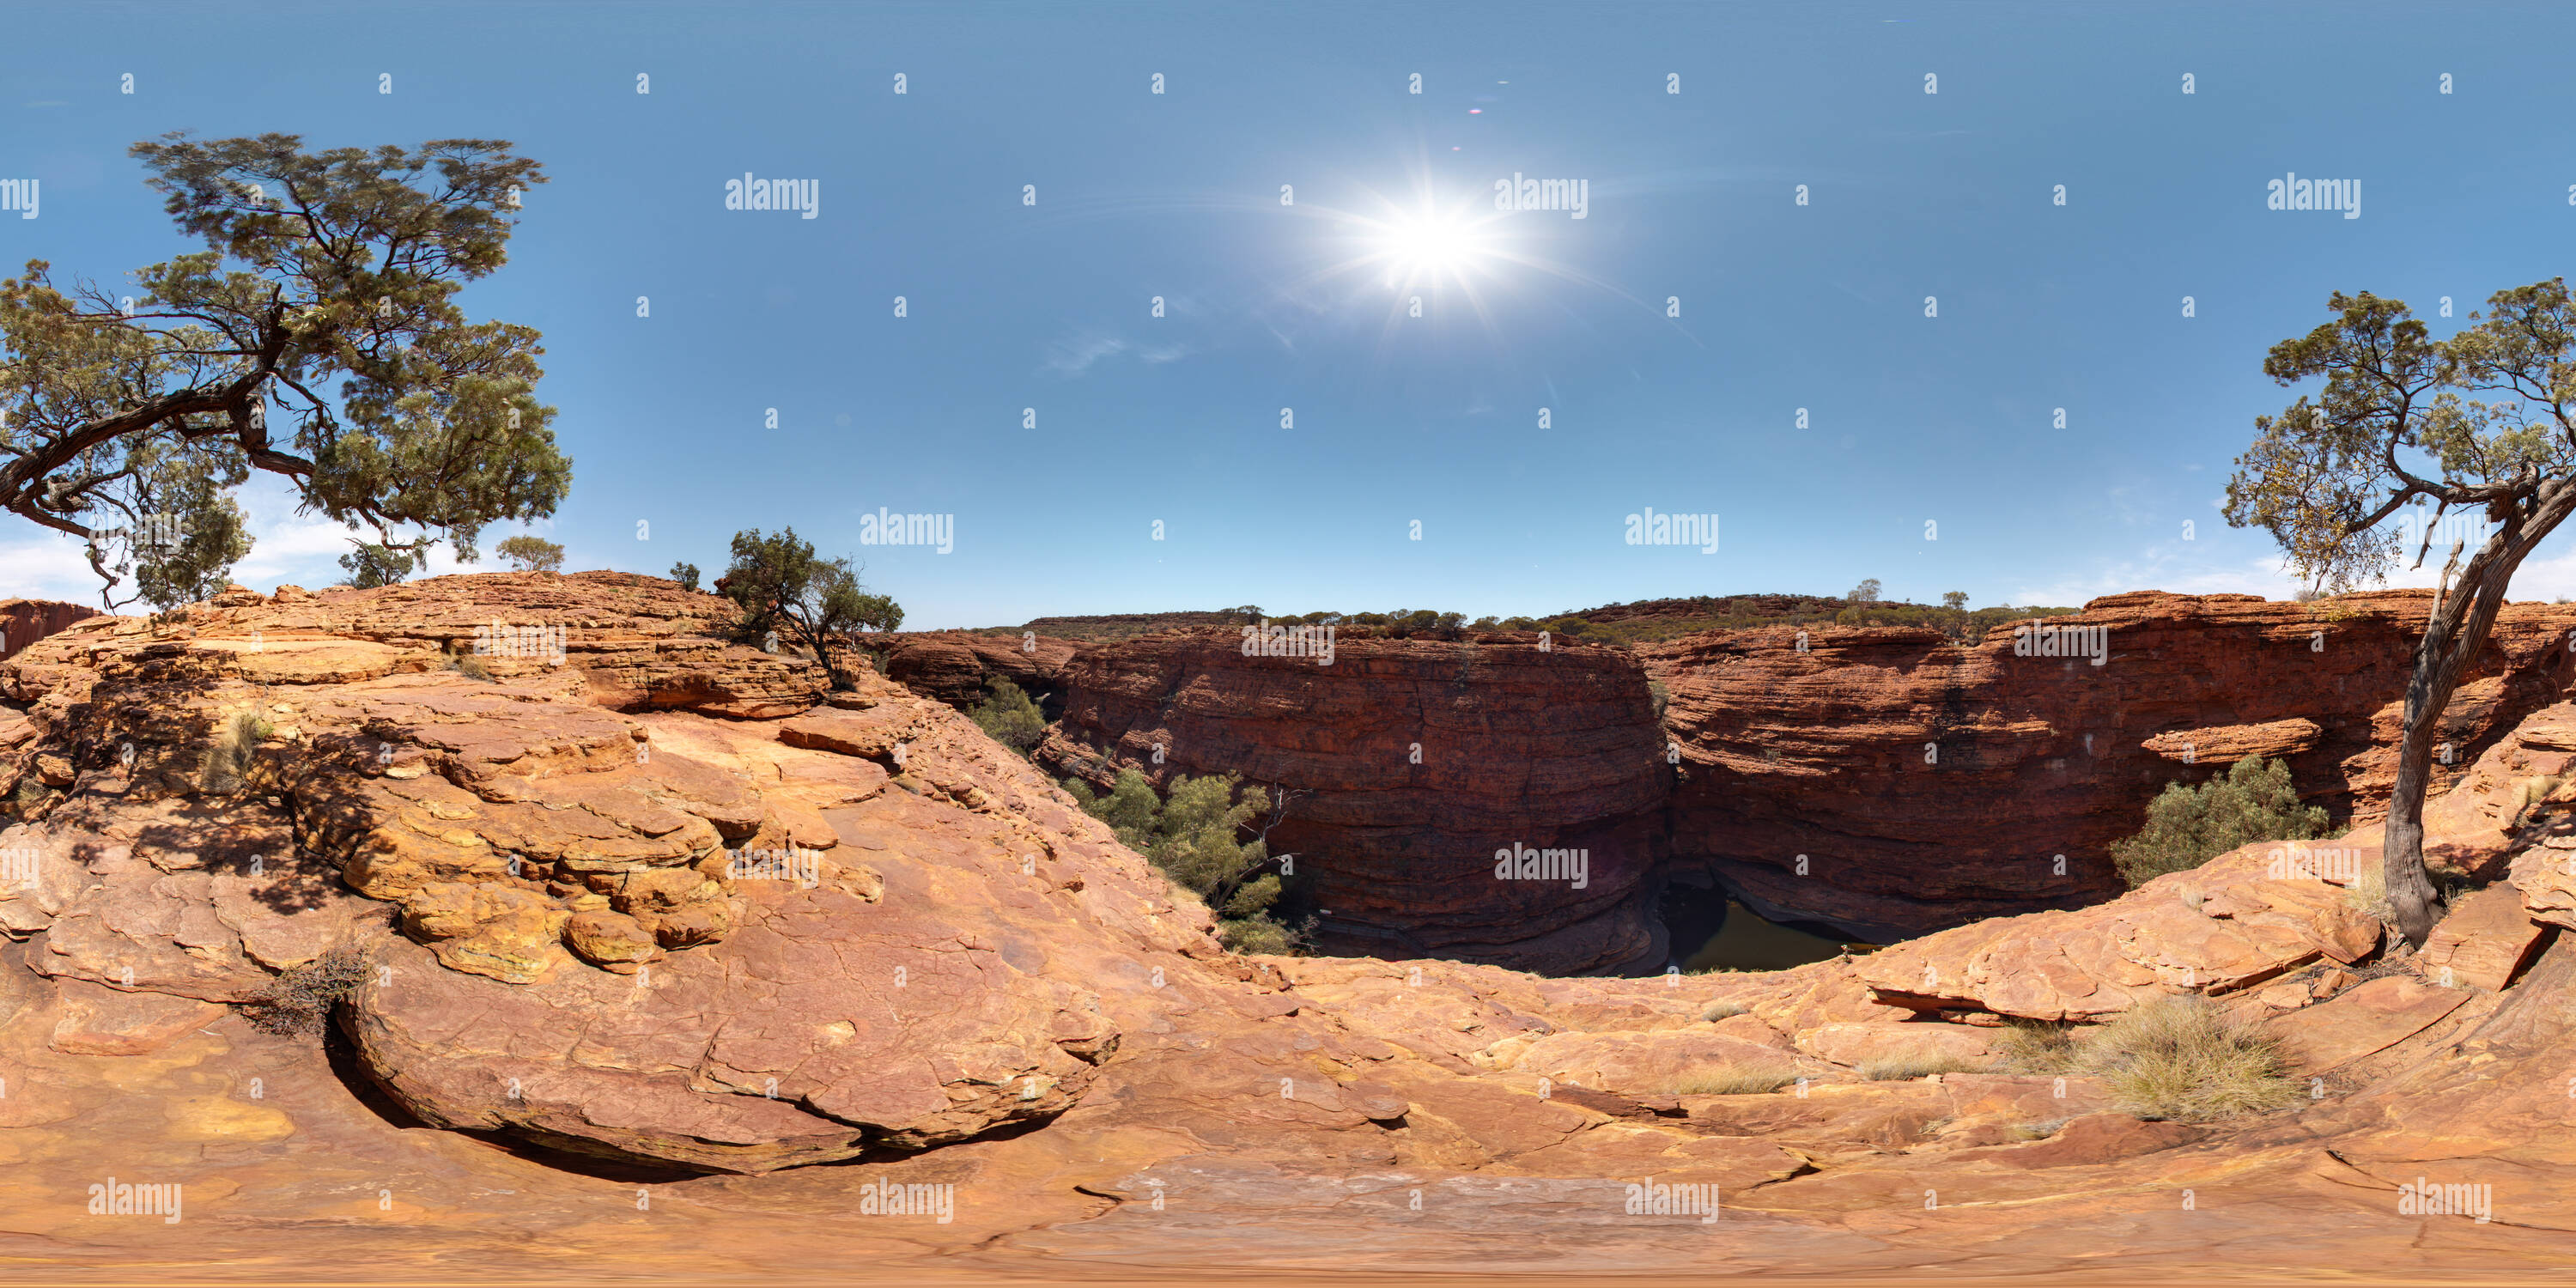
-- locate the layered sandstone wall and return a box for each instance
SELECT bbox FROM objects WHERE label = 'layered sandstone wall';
[1033,628,1672,975]
[1035,592,2576,964]
[0,598,100,662]
[1644,591,2576,940]
[879,630,1078,712]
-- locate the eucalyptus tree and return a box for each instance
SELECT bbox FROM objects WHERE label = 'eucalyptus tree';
[0,132,568,609]
[2227,281,2576,945]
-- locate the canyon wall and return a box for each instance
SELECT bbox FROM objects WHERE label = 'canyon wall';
[1035,592,2576,969]
[1643,591,2576,940]
[1034,629,1671,974]
[0,598,99,662]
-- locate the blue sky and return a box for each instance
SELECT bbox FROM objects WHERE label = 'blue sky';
[9,1,2576,627]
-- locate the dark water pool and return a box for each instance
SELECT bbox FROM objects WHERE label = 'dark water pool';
[1659,881,1850,973]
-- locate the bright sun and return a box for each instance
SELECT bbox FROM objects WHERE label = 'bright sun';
[1378,212,1491,281]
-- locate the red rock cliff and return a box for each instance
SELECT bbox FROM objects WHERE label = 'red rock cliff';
[1036,592,2576,968]
[1643,590,2576,941]
[1034,627,1672,975]
[0,598,100,662]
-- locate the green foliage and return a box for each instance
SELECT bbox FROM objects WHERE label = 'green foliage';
[1,134,569,610]
[1941,590,1968,611]
[969,677,1047,756]
[1847,578,1882,604]
[444,649,492,681]
[493,533,563,572]
[719,526,901,690]
[1063,768,1299,952]
[667,561,701,592]
[337,541,417,588]
[2109,756,2330,888]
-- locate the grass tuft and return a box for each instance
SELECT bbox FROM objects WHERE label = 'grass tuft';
[1856,1051,1990,1081]
[1995,1018,2081,1074]
[1670,1063,1798,1097]
[2083,994,2300,1121]
[1699,1000,1748,1022]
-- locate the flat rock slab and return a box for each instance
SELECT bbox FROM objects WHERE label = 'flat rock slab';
[2266,975,2467,1073]
[47,977,226,1055]
[2417,883,2548,991]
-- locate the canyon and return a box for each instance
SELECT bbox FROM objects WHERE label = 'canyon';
[3,572,2575,1279]
[1024,592,2576,970]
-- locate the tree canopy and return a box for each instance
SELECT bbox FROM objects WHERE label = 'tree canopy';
[0,132,569,609]
[719,526,902,691]
[494,534,563,573]
[2226,280,2576,943]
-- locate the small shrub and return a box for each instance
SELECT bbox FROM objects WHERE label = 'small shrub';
[243,945,370,1036]
[444,651,494,682]
[969,677,1048,756]
[494,534,565,573]
[668,561,702,592]
[1699,999,1748,1022]
[1856,1051,1990,1081]
[1995,1018,2080,1074]
[1066,768,1303,954]
[2083,995,2298,1121]
[1648,679,1671,723]
[2009,1117,2071,1141]
[1672,1063,1797,1096]
[197,710,271,794]
[2342,864,2391,923]
[2110,756,2330,888]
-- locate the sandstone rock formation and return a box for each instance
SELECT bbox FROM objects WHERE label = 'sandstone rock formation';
[1643,589,2576,939]
[878,630,1076,712]
[0,598,98,662]
[1030,591,2576,959]
[5,574,2576,1279]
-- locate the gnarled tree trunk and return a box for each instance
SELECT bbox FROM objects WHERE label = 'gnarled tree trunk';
[2385,483,2576,945]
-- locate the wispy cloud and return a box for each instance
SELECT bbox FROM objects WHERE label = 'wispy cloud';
[1041,329,1194,376]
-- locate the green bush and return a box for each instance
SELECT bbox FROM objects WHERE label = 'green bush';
[668,561,702,592]
[494,534,565,573]
[2108,756,2329,888]
[1065,768,1301,952]
[969,677,1048,756]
